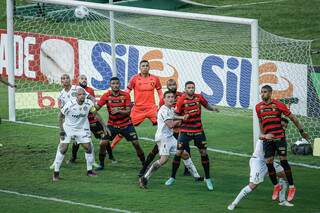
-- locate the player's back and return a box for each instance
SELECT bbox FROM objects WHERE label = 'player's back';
[155,105,174,141]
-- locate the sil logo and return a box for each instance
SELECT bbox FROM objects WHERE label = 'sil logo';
[142,50,179,89]
[259,62,293,99]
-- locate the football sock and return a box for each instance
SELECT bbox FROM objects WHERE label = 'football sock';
[280,160,294,185]
[233,185,252,205]
[201,155,210,179]
[183,158,200,178]
[144,160,161,180]
[171,155,181,179]
[266,163,278,185]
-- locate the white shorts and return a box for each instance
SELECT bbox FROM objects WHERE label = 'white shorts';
[249,157,284,184]
[61,126,91,144]
[157,136,177,156]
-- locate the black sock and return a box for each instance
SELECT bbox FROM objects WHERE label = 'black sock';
[171,155,181,179]
[266,163,278,185]
[280,160,294,185]
[105,142,114,159]
[99,144,107,167]
[71,143,80,160]
[141,145,159,172]
[201,155,210,179]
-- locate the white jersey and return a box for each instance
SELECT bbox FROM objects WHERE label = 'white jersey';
[155,105,175,141]
[252,140,265,160]
[61,99,94,131]
[58,85,87,108]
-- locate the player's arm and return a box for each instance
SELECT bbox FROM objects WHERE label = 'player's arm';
[199,94,219,112]
[155,77,163,101]
[58,112,66,139]
[287,114,309,140]
[0,75,16,88]
[90,106,111,136]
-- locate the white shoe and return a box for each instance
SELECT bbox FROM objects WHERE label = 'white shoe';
[279,200,294,207]
[227,203,236,210]
[49,163,55,170]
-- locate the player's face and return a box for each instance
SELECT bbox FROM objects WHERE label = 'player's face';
[140,62,150,75]
[110,80,120,92]
[164,93,175,106]
[185,84,195,96]
[261,88,272,101]
[167,81,177,92]
[76,89,86,103]
[61,74,71,87]
[79,75,87,88]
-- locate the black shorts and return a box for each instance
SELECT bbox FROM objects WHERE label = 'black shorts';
[177,131,207,150]
[107,125,138,142]
[263,137,287,158]
[90,122,108,140]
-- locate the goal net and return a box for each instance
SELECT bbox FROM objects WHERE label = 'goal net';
[2,1,319,147]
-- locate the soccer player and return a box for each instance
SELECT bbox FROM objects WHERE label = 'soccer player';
[52,88,109,181]
[110,60,163,149]
[165,81,219,191]
[255,85,309,201]
[138,79,192,177]
[95,77,145,170]
[69,75,115,164]
[227,118,293,211]
[139,91,202,189]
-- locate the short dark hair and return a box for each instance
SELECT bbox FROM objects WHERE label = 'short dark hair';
[261,85,273,92]
[281,117,289,124]
[110,77,120,82]
[185,81,195,87]
[140,60,149,65]
[163,90,175,98]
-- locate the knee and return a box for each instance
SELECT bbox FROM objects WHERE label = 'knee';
[266,157,274,164]
[100,140,109,146]
[199,149,207,156]
[181,151,190,159]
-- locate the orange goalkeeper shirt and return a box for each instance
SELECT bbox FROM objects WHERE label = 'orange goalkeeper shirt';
[127,73,162,108]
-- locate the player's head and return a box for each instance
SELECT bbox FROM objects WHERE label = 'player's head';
[76,87,86,104]
[185,81,195,96]
[163,90,175,106]
[167,79,177,93]
[78,74,88,88]
[110,77,120,92]
[261,85,273,101]
[281,117,289,130]
[139,60,150,75]
[61,74,71,87]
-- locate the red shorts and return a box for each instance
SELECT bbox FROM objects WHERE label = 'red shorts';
[130,105,158,126]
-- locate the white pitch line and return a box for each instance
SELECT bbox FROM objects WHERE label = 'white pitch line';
[0,189,137,213]
[3,120,320,170]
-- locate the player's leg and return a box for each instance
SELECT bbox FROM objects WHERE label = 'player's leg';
[52,135,70,181]
[194,132,213,190]
[277,138,296,201]
[122,125,145,165]
[138,144,159,177]
[183,141,191,176]
[146,106,158,126]
[140,141,170,188]
[97,126,116,170]
[69,142,80,163]
[228,158,264,210]
[181,152,203,181]
[81,142,97,177]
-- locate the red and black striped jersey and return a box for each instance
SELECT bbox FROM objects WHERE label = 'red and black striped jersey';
[175,93,208,133]
[97,90,132,128]
[255,99,291,139]
[159,91,183,108]
[84,86,97,124]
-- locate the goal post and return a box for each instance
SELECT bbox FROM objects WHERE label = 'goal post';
[7,0,268,146]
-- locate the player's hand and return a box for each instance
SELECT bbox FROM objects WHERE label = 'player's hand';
[183,114,189,120]
[111,108,120,115]
[259,133,274,140]
[104,126,111,136]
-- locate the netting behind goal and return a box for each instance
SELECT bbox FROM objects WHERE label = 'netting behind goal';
[2,2,319,144]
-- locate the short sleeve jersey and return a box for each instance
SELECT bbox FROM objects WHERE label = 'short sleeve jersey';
[97,90,132,127]
[127,74,161,107]
[255,99,291,139]
[61,99,94,130]
[58,85,88,108]
[155,105,175,141]
[159,91,183,108]
[175,93,208,133]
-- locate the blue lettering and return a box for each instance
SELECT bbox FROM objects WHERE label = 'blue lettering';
[239,59,252,108]
[226,57,239,107]
[115,45,127,89]
[127,46,139,84]
[201,55,224,104]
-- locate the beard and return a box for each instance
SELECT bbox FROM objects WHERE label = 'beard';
[79,82,87,88]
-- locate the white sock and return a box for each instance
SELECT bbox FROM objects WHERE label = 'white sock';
[54,147,65,172]
[183,158,200,178]
[279,178,288,202]
[144,160,161,180]
[85,152,94,171]
[232,185,252,205]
